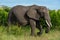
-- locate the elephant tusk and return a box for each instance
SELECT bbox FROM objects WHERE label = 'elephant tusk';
[46,20,50,27]
[50,22,52,27]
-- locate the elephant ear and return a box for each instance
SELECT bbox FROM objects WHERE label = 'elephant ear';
[27,8,40,20]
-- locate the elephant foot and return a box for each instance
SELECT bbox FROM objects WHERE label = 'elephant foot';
[45,27,50,33]
[30,34,36,37]
[45,30,50,33]
[37,32,42,36]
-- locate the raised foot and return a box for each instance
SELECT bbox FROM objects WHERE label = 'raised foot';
[30,34,37,37]
[45,30,50,33]
[37,32,42,36]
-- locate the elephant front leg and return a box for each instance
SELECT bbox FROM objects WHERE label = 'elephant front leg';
[29,19,36,36]
[37,25,43,36]
[45,26,50,33]
[36,21,43,36]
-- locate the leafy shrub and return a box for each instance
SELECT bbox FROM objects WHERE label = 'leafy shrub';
[0,6,10,26]
[49,10,60,29]
[0,7,9,26]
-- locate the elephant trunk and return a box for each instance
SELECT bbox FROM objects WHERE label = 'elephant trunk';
[44,11,52,27]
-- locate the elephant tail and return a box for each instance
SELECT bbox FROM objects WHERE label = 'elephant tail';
[8,9,13,26]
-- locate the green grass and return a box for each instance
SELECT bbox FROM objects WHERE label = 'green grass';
[0,30,60,40]
[0,26,60,40]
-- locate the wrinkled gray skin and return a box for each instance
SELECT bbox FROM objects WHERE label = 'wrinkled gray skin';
[8,5,52,36]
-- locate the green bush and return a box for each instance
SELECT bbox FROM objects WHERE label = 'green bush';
[49,10,60,29]
[0,9,8,26]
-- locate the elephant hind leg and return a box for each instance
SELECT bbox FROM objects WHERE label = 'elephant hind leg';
[36,21,43,36]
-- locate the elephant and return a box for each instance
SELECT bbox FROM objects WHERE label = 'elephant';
[8,5,52,36]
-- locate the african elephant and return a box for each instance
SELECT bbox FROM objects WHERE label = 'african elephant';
[8,5,52,36]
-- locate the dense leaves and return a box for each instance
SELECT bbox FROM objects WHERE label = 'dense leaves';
[0,6,10,26]
[49,10,60,29]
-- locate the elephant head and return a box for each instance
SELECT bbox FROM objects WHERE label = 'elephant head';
[37,6,52,33]
[37,6,52,27]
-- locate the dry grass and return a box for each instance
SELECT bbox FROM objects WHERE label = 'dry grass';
[0,30,60,40]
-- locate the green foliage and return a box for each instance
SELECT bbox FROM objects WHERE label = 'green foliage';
[0,7,9,25]
[49,10,60,29]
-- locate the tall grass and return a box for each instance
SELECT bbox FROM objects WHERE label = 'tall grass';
[0,25,60,40]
